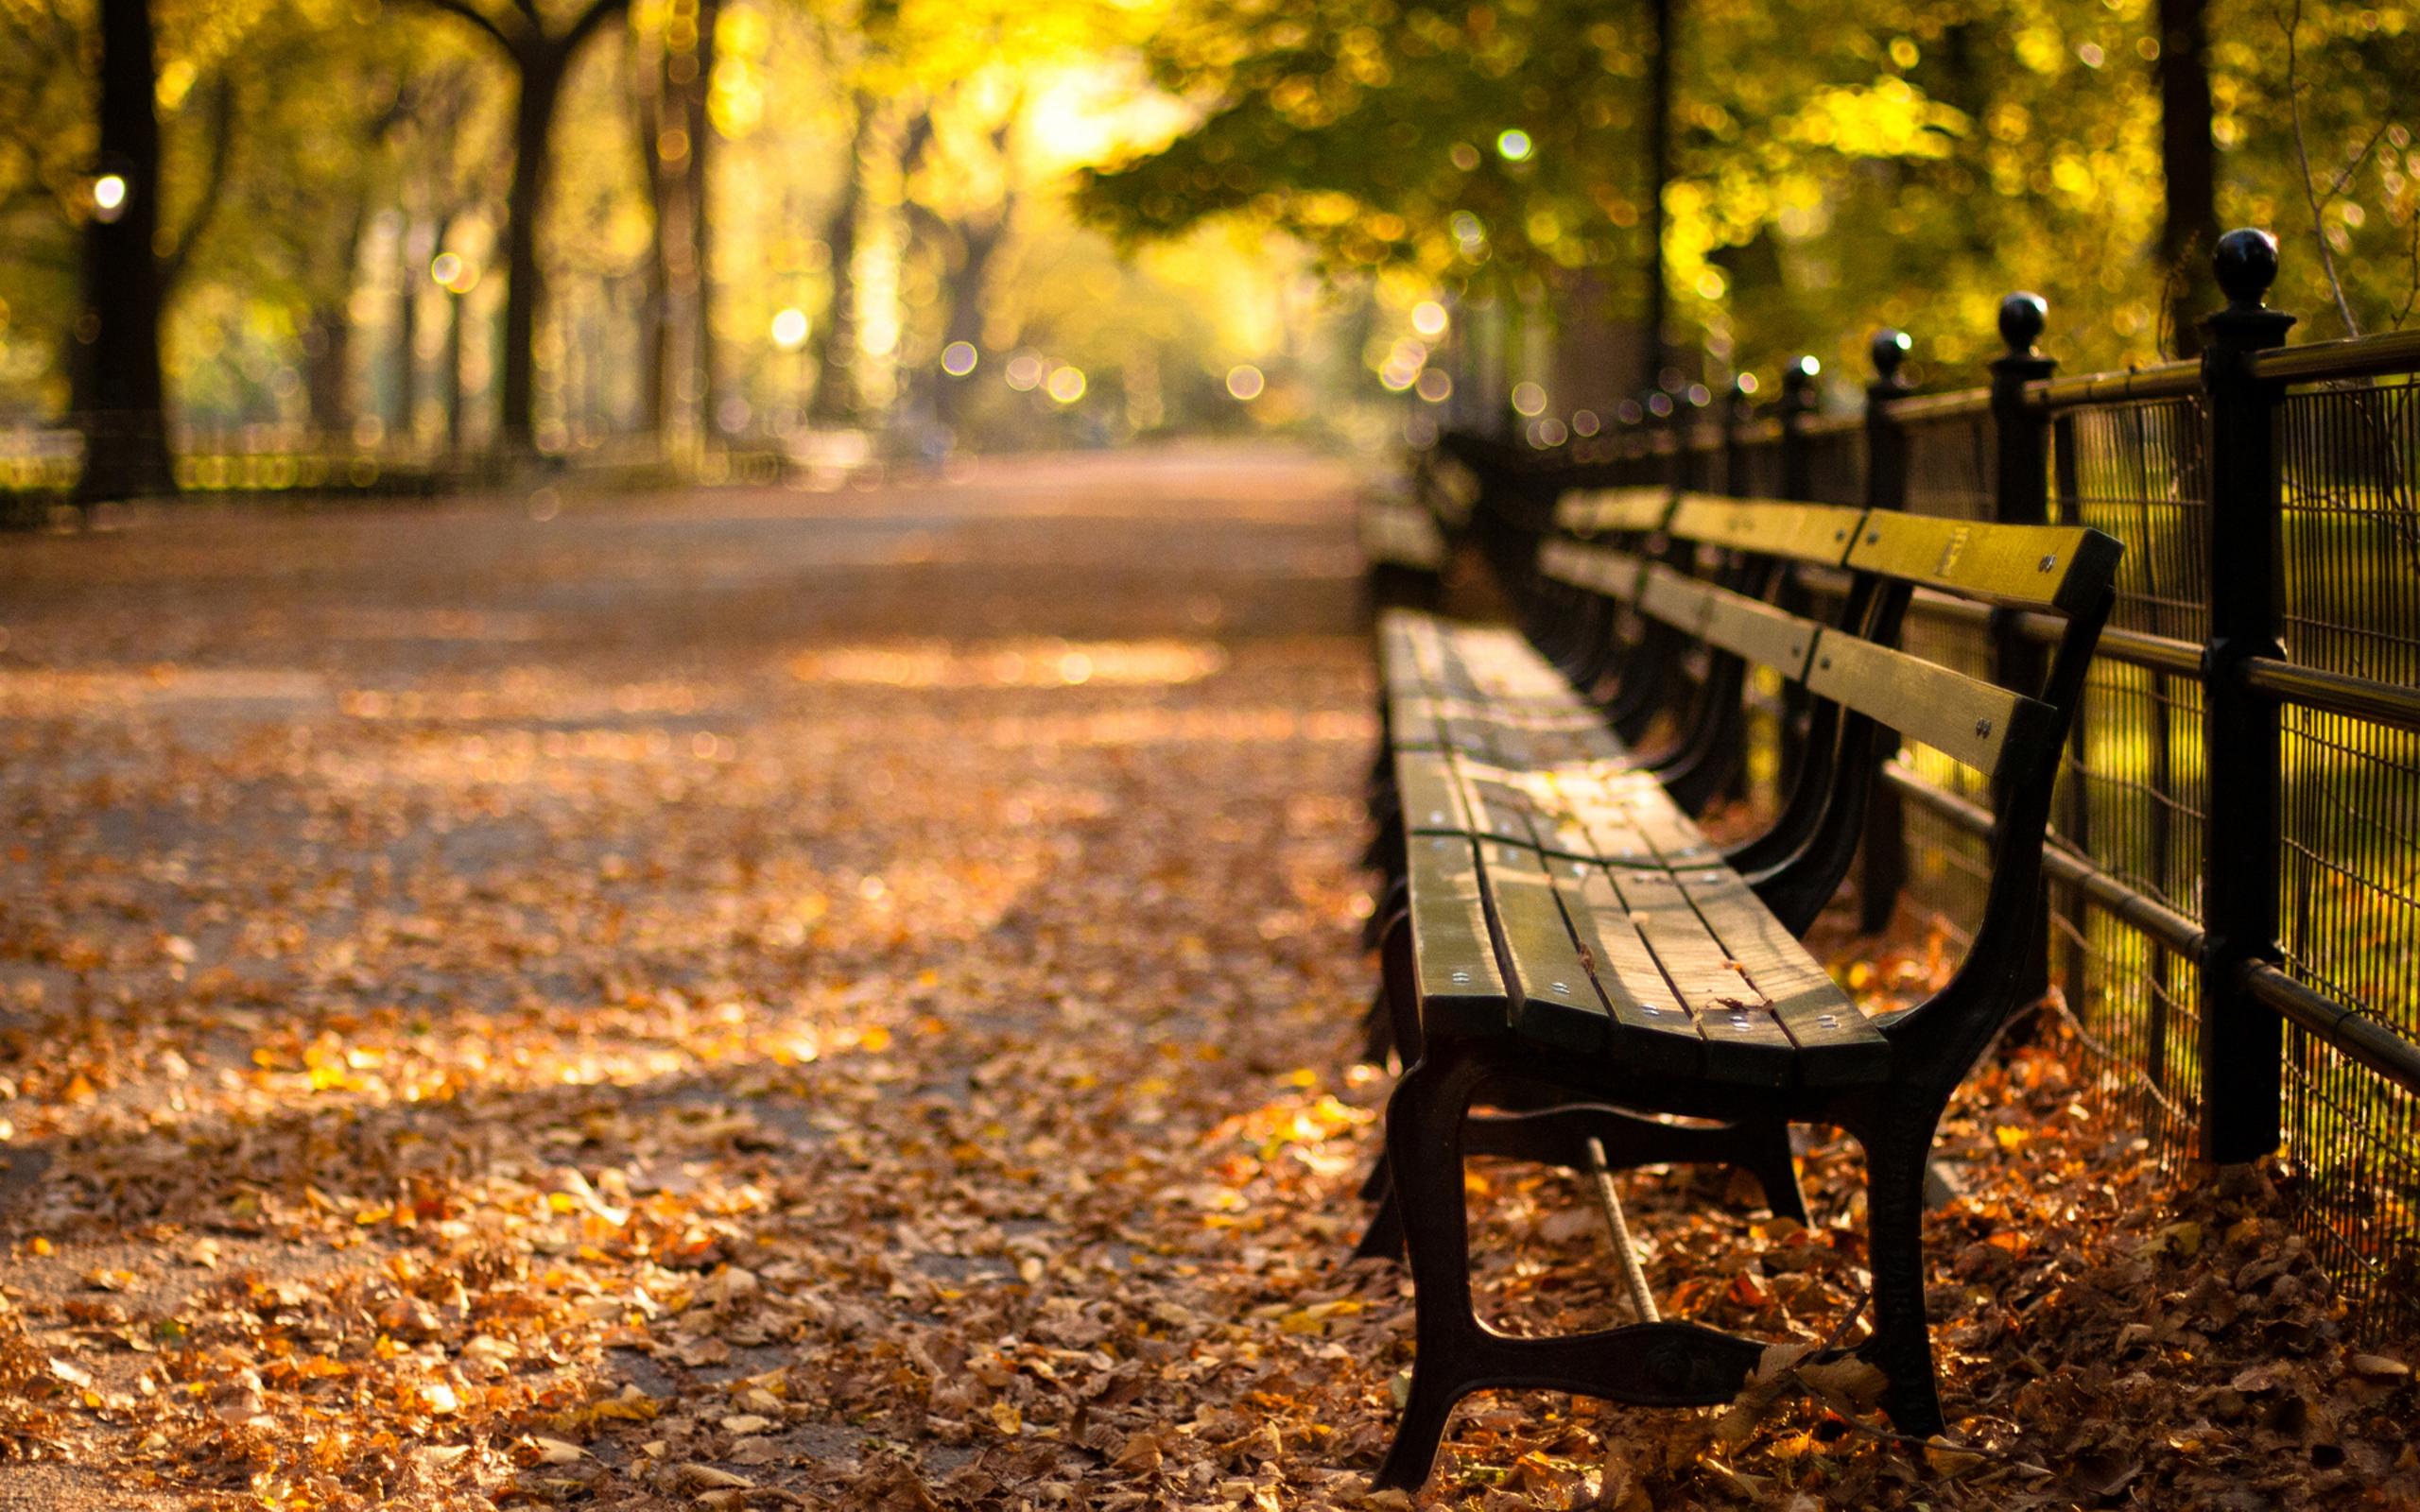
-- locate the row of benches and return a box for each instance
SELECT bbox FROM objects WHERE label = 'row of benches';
[1350,470,2122,1488]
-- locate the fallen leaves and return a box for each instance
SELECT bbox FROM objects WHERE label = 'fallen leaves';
[0,466,2415,1511]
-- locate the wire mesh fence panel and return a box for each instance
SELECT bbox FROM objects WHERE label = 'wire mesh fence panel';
[2049,395,2211,1163]
[1734,425,1787,499]
[2280,375,2420,682]
[1893,410,1999,945]
[2275,373,2420,1335]
[1903,408,1994,521]
[1803,419,1866,507]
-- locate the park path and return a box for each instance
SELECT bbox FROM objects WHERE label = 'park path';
[0,449,2405,1511]
[0,448,1411,1509]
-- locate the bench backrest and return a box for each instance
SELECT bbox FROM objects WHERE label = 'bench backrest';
[1541,490,2118,789]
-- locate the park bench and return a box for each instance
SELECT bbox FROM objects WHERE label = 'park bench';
[1357,488,2121,1491]
[1358,447,1480,612]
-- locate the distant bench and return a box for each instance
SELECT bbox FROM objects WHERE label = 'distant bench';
[1357,448,1480,612]
[1355,486,2120,1490]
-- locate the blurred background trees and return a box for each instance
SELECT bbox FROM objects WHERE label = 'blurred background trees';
[0,0,2413,495]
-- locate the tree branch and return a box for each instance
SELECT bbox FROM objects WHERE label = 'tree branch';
[560,0,635,59]
[157,70,237,295]
[2275,0,2359,335]
[405,0,523,55]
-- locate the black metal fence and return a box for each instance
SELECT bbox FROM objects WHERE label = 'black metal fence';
[1456,230,2420,1341]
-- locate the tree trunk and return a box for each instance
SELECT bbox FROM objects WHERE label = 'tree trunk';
[636,26,680,438]
[2158,0,2218,357]
[1638,0,1675,396]
[395,220,421,442]
[805,96,873,427]
[690,0,719,438]
[305,203,369,439]
[933,218,1006,432]
[499,44,565,455]
[75,0,177,503]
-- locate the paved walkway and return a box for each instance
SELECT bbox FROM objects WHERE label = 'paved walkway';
[0,449,1406,1509]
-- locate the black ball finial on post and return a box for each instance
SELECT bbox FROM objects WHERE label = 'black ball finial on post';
[1870,329,1911,385]
[1997,293,2048,357]
[2212,227,2282,312]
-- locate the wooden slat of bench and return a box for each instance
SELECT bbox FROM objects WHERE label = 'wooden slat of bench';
[1557,486,1673,537]
[1805,627,2060,781]
[1480,842,1615,1051]
[1397,749,1475,833]
[1636,564,1717,638]
[1697,584,1822,678]
[1846,513,2123,615]
[1538,540,1651,602]
[1671,868,1890,1086]
[1668,494,1867,566]
[1407,833,1508,1039]
[1542,777,1668,868]
[1546,857,1704,1073]
[1559,774,1722,869]
[1387,693,1446,750]
[1449,754,1546,848]
[1608,869,1799,1088]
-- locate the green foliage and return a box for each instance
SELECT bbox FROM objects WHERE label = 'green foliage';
[1079,0,2420,385]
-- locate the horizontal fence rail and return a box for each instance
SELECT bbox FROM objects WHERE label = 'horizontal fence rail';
[1439,228,2420,1341]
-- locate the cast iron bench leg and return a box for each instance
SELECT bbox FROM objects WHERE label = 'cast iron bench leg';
[1372,1041,1494,1491]
[1849,1102,1948,1436]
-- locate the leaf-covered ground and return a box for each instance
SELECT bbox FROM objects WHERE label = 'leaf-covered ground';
[1,449,2412,1511]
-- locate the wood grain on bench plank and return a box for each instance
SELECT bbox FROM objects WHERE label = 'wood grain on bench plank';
[1558,487,1673,537]
[1407,833,1508,1040]
[1396,749,1475,834]
[1846,513,2124,615]
[1610,869,1799,1087]
[1695,585,1823,678]
[1547,858,1704,1073]
[1539,540,1652,601]
[1804,627,2060,780]
[1673,869,1889,1086]
[1480,842,1615,1052]
[1668,495,1867,566]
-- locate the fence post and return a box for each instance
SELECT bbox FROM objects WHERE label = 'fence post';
[2198,229,2296,1164]
[1774,359,1820,783]
[1722,376,1754,497]
[1858,330,1912,932]
[1990,295,2057,1009]
[1778,356,1819,499]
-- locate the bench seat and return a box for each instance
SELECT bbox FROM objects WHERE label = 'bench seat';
[1377,607,1887,1091]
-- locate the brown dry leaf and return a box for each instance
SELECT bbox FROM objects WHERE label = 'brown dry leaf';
[674,1462,753,1490]
[1110,1429,1166,1472]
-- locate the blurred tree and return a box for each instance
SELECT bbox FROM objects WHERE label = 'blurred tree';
[76,0,176,500]
[632,0,718,440]
[2160,0,2218,353]
[401,0,632,453]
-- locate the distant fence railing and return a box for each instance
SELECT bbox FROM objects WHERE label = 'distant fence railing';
[0,421,794,525]
[1444,229,2420,1341]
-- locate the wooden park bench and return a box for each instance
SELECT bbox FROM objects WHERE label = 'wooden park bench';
[1357,489,2121,1491]
[1358,447,1480,612]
